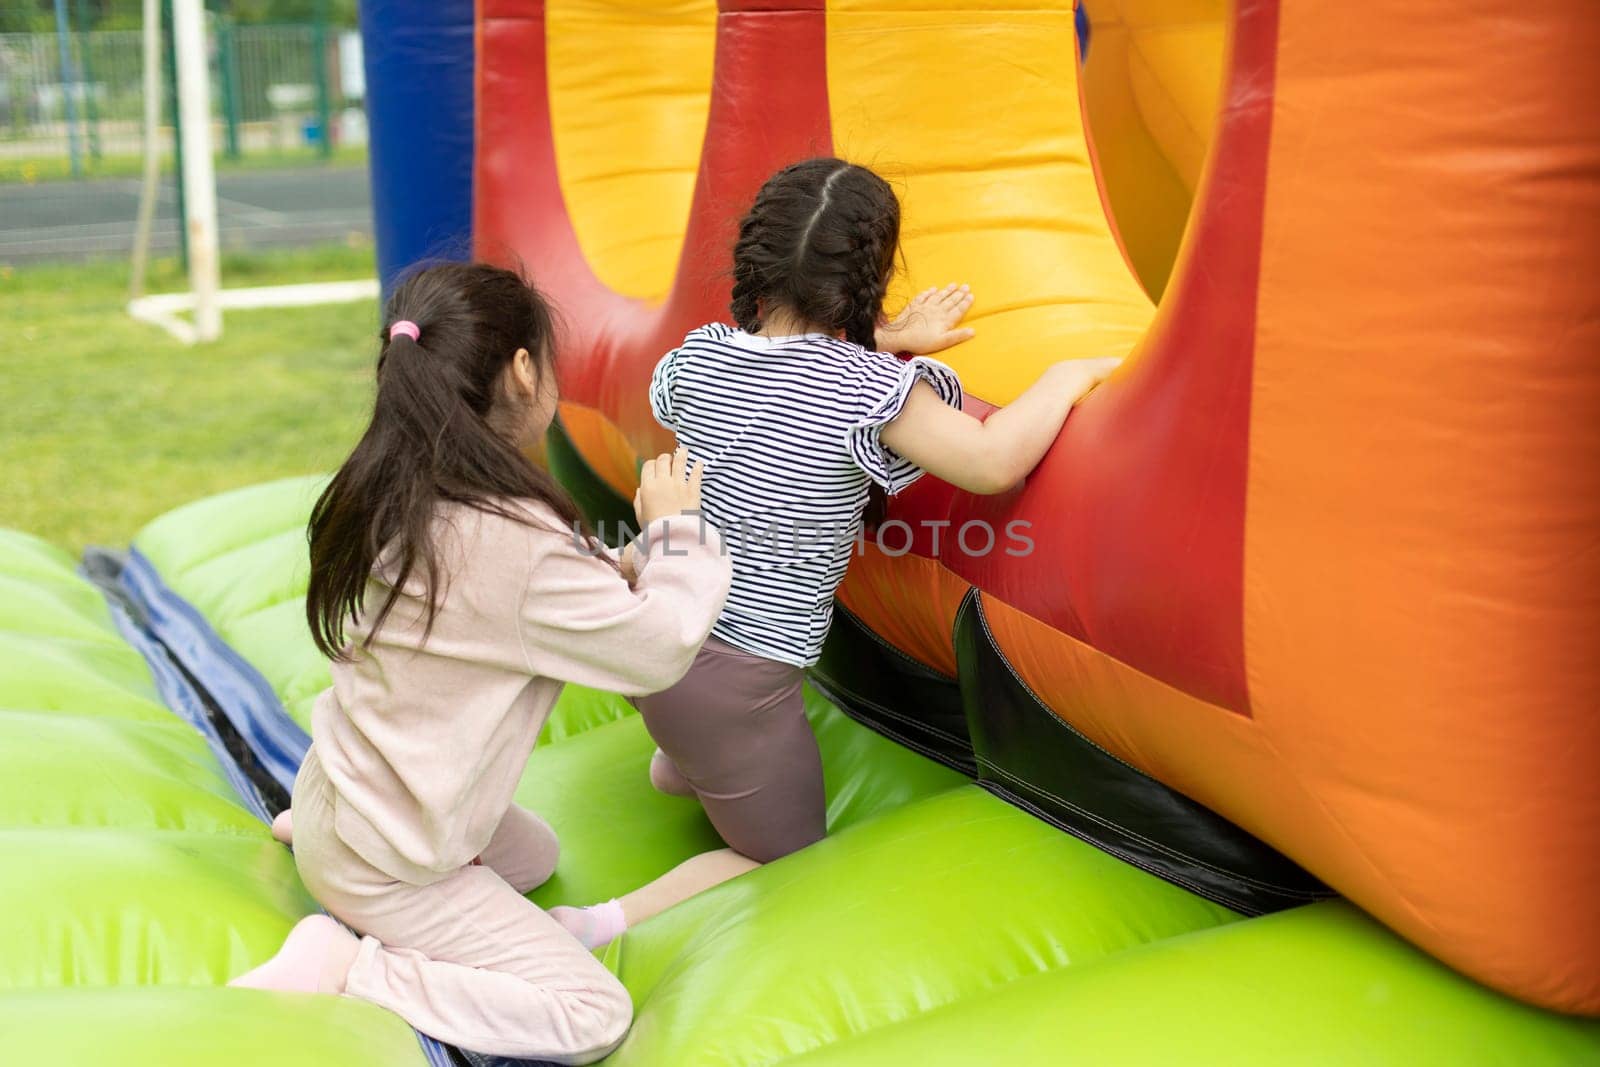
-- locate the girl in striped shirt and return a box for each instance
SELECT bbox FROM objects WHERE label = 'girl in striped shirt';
[549,158,1117,949]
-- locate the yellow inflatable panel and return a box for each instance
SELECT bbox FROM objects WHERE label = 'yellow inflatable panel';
[827,0,1154,405]
[547,0,717,300]
[1080,0,1226,296]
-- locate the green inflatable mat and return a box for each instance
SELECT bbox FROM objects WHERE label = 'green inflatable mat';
[0,987,422,1065]
[115,477,1600,1064]
[0,528,429,1066]
[4,478,1595,1065]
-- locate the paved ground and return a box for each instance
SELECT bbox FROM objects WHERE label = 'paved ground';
[0,165,372,265]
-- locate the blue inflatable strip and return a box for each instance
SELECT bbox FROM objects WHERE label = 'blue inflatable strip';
[458,1050,566,1067]
[99,591,276,825]
[118,547,309,796]
[417,1033,456,1067]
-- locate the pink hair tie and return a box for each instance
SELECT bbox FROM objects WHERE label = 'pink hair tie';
[389,320,421,342]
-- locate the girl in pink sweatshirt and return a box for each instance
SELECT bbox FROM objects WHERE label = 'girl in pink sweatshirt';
[229,262,731,1064]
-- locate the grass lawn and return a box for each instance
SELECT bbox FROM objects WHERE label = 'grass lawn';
[1,241,379,553]
[0,145,371,185]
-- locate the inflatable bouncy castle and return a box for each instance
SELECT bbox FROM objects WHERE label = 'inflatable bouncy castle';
[3,1,1598,1064]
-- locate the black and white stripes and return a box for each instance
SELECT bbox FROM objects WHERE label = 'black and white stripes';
[650,323,962,667]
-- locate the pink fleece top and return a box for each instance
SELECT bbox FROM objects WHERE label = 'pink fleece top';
[306,502,730,885]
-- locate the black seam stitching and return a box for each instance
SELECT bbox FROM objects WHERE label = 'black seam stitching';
[979,758,1327,900]
[833,599,958,683]
[972,598,1147,777]
[817,678,968,748]
[970,599,1326,899]
[808,675,977,776]
[978,779,1245,910]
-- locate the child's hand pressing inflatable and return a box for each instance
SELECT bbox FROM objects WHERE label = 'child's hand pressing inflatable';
[876,283,977,355]
[634,446,705,527]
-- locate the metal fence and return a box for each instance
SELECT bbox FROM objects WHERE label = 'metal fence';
[0,22,366,178]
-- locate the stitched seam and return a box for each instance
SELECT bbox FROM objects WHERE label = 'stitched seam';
[834,600,955,681]
[861,702,965,747]
[979,779,1246,911]
[829,681,965,745]
[980,758,1326,900]
[808,676,976,774]
[973,598,1145,777]
[971,599,1324,899]
[842,705,961,767]
[833,600,957,682]
[983,758,1312,896]
[950,586,979,661]
[815,677,968,748]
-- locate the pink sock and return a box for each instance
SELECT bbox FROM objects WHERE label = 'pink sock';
[228,915,359,994]
[270,809,294,845]
[548,899,627,950]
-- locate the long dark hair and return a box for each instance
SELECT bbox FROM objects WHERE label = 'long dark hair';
[730,158,902,524]
[306,261,592,660]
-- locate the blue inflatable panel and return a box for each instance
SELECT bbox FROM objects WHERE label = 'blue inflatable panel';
[117,548,310,796]
[359,0,477,292]
[100,588,275,824]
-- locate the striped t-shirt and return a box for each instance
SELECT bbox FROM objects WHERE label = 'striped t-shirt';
[649,323,963,667]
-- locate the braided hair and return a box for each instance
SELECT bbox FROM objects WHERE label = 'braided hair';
[730,158,900,348]
[730,159,903,526]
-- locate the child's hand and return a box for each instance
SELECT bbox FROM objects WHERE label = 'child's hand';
[876,283,976,355]
[634,446,704,527]
[619,541,641,586]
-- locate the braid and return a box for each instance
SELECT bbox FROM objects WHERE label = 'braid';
[727,158,900,346]
[839,207,895,349]
[725,159,903,530]
[730,186,778,333]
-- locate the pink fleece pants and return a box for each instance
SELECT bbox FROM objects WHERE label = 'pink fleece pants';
[291,754,632,1062]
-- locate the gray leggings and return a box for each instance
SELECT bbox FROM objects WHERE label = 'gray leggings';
[632,636,826,864]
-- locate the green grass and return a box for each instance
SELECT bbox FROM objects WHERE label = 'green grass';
[0,241,379,552]
[0,145,370,185]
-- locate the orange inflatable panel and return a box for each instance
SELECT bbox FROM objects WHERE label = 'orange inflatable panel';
[476,0,1600,1013]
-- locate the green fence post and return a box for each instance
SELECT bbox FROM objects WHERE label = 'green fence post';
[73,0,101,161]
[312,1,332,159]
[52,0,84,178]
[217,15,242,160]
[162,0,189,270]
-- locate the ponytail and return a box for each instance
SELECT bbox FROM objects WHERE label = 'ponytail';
[307,263,598,660]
